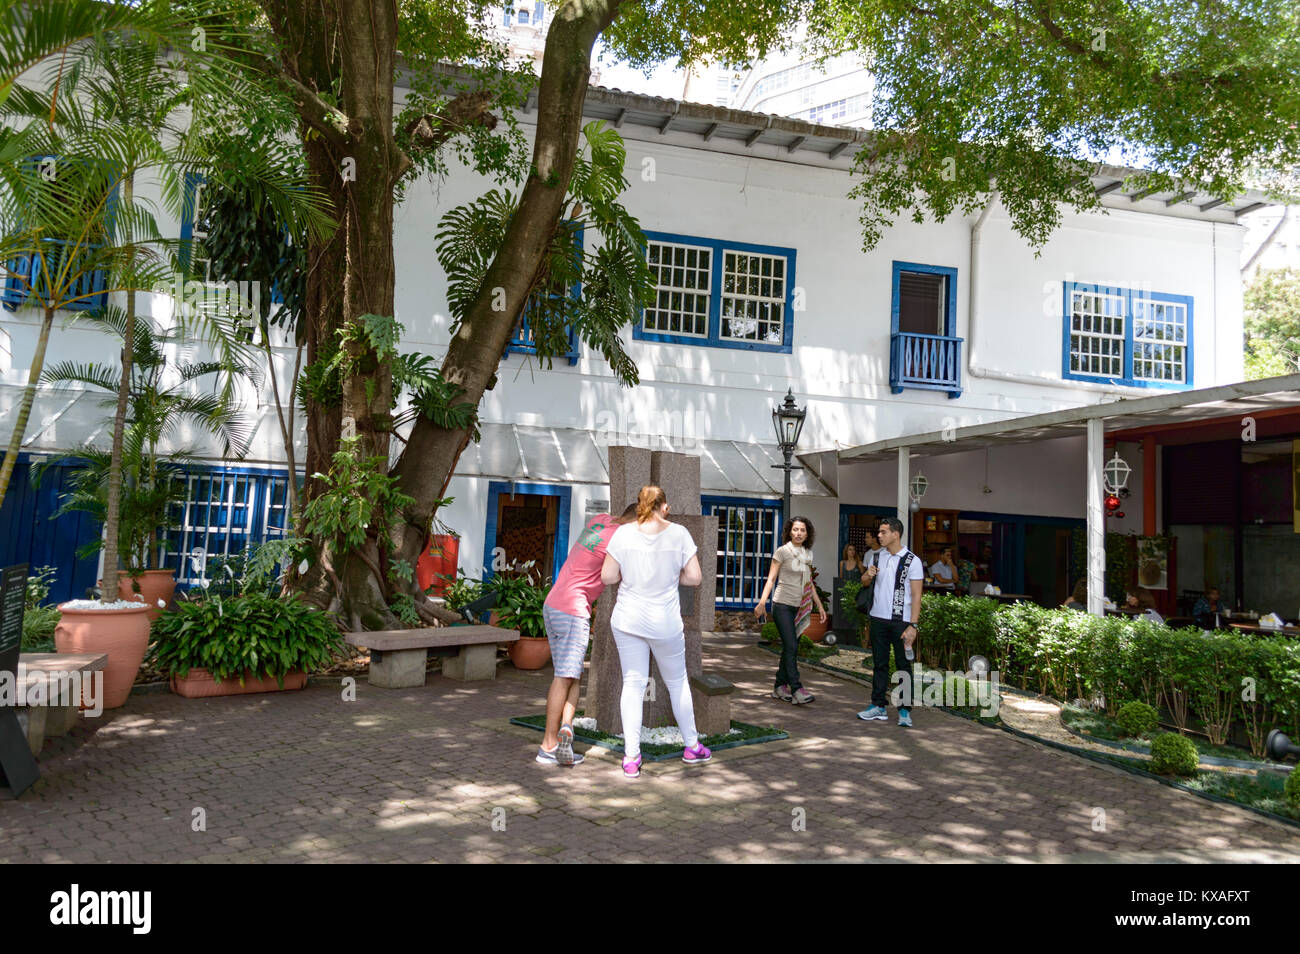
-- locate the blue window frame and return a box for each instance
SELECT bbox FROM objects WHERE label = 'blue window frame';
[504,228,582,365]
[3,156,117,313]
[889,260,962,398]
[703,495,783,610]
[634,230,796,354]
[160,465,298,587]
[1062,281,1192,388]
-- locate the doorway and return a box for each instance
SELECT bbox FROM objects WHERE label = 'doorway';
[483,481,572,583]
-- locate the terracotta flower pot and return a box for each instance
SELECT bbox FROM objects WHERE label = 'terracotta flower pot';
[170,668,308,698]
[507,635,551,670]
[54,601,153,709]
[802,615,829,643]
[115,569,177,621]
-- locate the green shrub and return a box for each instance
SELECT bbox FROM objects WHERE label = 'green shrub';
[1149,732,1199,777]
[20,566,60,651]
[149,593,345,685]
[760,621,779,643]
[442,573,483,612]
[1286,766,1300,810]
[1116,700,1159,737]
[797,633,815,656]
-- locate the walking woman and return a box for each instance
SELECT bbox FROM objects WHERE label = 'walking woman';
[755,516,826,704]
[601,485,710,779]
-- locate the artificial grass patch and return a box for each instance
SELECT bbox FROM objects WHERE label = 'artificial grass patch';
[1059,703,1268,765]
[510,710,788,761]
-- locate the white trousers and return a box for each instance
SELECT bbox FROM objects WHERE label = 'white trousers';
[611,626,698,760]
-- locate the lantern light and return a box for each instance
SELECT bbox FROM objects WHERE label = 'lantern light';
[1103,452,1132,494]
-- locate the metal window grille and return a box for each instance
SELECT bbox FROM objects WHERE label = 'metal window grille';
[704,498,781,609]
[720,250,785,343]
[161,470,292,586]
[644,240,711,337]
[1131,297,1187,383]
[1069,289,1125,377]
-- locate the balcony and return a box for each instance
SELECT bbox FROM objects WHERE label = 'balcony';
[890,331,963,398]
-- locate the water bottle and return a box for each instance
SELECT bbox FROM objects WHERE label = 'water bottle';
[905,646,914,661]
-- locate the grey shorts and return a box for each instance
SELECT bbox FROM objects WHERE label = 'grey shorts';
[542,606,590,679]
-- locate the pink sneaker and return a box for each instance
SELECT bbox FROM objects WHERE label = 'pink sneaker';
[622,755,642,778]
[682,742,712,765]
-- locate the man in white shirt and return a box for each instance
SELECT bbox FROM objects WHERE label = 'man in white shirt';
[857,517,924,727]
[929,548,956,583]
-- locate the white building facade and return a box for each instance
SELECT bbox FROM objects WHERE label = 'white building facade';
[0,83,1269,608]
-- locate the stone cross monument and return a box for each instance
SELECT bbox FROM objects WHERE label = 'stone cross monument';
[584,446,718,733]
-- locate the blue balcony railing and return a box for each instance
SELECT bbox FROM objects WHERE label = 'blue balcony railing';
[2,238,108,312]
[890,331,963,398]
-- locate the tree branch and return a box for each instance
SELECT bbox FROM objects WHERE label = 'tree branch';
[395,89,499,180]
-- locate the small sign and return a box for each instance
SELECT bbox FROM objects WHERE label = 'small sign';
[585,499,610,516]
[0,563,27,667]
[0,563,38,796]
[958,519,993,534]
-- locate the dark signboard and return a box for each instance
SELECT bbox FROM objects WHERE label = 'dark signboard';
[0,563,39,796]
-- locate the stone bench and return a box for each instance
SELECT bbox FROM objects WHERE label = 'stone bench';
[689,672,736,736]
[13,653,109,754]
[344,625,520,688]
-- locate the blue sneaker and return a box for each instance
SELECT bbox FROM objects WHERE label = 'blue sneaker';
[857,706,888,721]
[898,708,913,728]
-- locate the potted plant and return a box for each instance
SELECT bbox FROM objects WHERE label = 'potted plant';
[495,565,551,670]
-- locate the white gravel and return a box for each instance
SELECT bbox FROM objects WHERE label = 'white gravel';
[59,598,148,611]
[573,717,741,744]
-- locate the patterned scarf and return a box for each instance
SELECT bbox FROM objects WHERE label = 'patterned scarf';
[791,546,813,636]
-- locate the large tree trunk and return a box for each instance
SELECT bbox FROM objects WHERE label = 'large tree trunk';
[0,305,55,512]
[388,1,621,577]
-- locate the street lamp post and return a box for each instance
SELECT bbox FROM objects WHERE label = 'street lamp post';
[771,389,806,531]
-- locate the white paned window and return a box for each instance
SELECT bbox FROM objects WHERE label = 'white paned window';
[720,250,786,343]
[1132,296,1188,383]
[1068,288,1126,378]
[703,498,782,609]
[644,240,711,337]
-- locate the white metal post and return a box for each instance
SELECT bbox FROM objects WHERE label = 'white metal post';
[1086,417,1106,615]
[897,447,910,527]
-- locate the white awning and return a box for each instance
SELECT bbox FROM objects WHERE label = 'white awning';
[459,422,831,497]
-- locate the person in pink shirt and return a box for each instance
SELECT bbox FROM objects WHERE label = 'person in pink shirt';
[534,502,637,767]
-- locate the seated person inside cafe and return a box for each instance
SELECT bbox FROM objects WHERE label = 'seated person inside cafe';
[929,547,957,584]
[1192,586,1228,629]
[1124,587,1165,625]
[1062,579,1088,612]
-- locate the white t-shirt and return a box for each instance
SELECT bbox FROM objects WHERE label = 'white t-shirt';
[929,560,955,581]
[869,547,925,621]
[606,521,698,638]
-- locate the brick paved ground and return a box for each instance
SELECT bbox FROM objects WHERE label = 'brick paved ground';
[3,636,1298,863]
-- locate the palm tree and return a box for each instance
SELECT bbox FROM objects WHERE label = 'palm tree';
[1,9,333,599]
[37,305,255,573]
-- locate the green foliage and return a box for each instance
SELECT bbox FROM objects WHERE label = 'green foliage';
[442,572,484,612]
[1286,765,1300,810]
[393,353,481,440]
[1149,732,1199,777]
[36,307,253,570]
[917,594,1300,757]
[301,438,414,555]
[840,580,866,633]
[761,620,779,643]
[1244,266,1300,380]
[1116,700,1159,737]
[435,121,652,387]
[149,592,344,684]
[21,566,60,651]
[194,538,307,599]
[491,564,549,640]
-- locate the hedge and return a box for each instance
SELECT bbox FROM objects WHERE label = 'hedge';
[917,594,1300,757]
